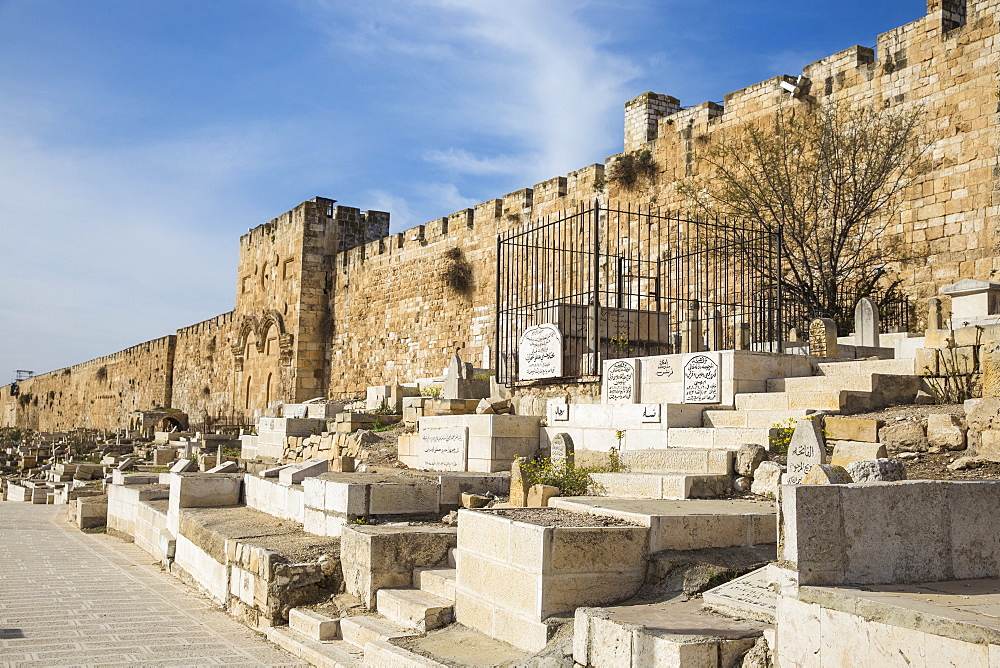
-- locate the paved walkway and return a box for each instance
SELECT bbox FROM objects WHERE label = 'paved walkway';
[0,502,306,667]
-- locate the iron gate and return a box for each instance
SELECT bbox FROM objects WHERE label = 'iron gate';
[495,202,783,385]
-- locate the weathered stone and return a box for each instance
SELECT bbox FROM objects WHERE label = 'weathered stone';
[808,318,837,358]
[914,390,936,405]
[750,461,783,498]
[736,443,767,477]
[550,433,574,467]
[475,398,496,415]
[824,417,880,443]
[785,417,826,484]
[977,429,1000,461]
[169,458,197,473]
[879,421,927,452]
[947,456,984,471]
[926,413,966,452]
[845,458,907,482]
[927,297,944,330]
[802,464,852,485]
[509,459,527,507]
[854,297,880,347]
[460,492,490,509]
[830,442,887,468]
[983,351,1000,398]
[733,476,752,493]
[526,484,559,507]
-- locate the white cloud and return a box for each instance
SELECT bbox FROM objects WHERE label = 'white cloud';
[423,148,521,176]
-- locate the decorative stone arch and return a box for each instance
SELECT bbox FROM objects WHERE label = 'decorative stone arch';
[231,315,261,372]
[258,309,294,366]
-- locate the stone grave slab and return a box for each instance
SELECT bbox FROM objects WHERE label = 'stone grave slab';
[808,318,838,357]
[551,433,574,467]
[854,297,880,347]
[518,323,563,380]
[785,417,827,484]
[682,352,721,403]
[604,358,638,404]
[702,566,776,623]
[418,425,469,471]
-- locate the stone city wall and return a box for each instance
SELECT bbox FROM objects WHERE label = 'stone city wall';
[3,0,999,427]
[0,335,177,432]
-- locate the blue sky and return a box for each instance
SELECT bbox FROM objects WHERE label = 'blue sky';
[0,0,923,381]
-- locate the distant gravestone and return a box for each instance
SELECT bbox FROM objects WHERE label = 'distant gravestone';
[735,321,751,350]
[682,352,721,403]
[785,417,827,484]
[550,433,575,467]
[788,328,800,343]
[808,318,838,358]
[682,302,703,353]
[604,359,638,404]
[518,324,563,381]
[855,298,880,347]
[927,297,944,330]
[707,309,723,351]
[418,425,469,471]
[509,459,528,507]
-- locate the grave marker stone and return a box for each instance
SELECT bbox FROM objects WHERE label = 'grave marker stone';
[682,352,721,403]
[681,302,703,353]
[983,347,1000,398]
[604,359,638,404]
[550,433,574,467]
[927,297,944,330]
[785,417,827,484]
[788,328,800,343]
[509,459,527,507]
[707,309,723,351]
[855,298,880,347]
[735,321,751,350]
[518,324,563,380]
[418,425,469,471]
[808,318,838,358]
[703,566,776,623]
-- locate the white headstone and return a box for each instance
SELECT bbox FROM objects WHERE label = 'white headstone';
[682,352,721,403]
[550,433,575,466]
[855,298,880,347]
[604,359,638,404]
[785,417,827,484]
[518,324,563,380]
[418,425,469,471]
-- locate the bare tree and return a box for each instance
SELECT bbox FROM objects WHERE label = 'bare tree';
[681,103,928,329]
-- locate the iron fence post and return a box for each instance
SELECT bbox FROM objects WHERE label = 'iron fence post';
[592,199,601,376]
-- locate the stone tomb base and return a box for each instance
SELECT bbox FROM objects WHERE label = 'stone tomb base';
[455,507,648,652]
[399,414,541,472]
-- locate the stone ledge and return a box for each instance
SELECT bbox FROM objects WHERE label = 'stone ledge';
[798,579,1000,647]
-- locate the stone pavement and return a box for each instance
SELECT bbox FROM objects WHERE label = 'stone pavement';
[0,503,306,667]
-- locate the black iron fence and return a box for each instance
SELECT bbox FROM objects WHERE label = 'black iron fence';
[495,202,783,384]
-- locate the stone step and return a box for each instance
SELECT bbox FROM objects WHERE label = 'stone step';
[289,607,340,641]
[266,626,362,667]
[376,588,454,632]
[816,357,915,376]
[620,448,732,475]
[340,615,421,649]
[734,390,861,412]
[667,427,775,449]
[766,374,877,393]
[413,567,457,601]
[362,640,447,667]
[702,566,776,624]
[589,472,729,500]
[702,409,813,429]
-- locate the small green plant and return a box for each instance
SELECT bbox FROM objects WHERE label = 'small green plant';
[520,455,619,497]
[348,516,373,525]
[615,430,626,452]
[605,149,657,190]
[609,334,633,356]
[608,446,621,473]
[769,418,797,455]
[373,399,400,415]
[441,247,474,295]
[420,385,442,399]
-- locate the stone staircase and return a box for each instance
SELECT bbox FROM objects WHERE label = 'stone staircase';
[589,357,920,500]
[267,550,459,666]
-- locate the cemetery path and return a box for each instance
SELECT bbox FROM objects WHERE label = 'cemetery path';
[0,503,306,667]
